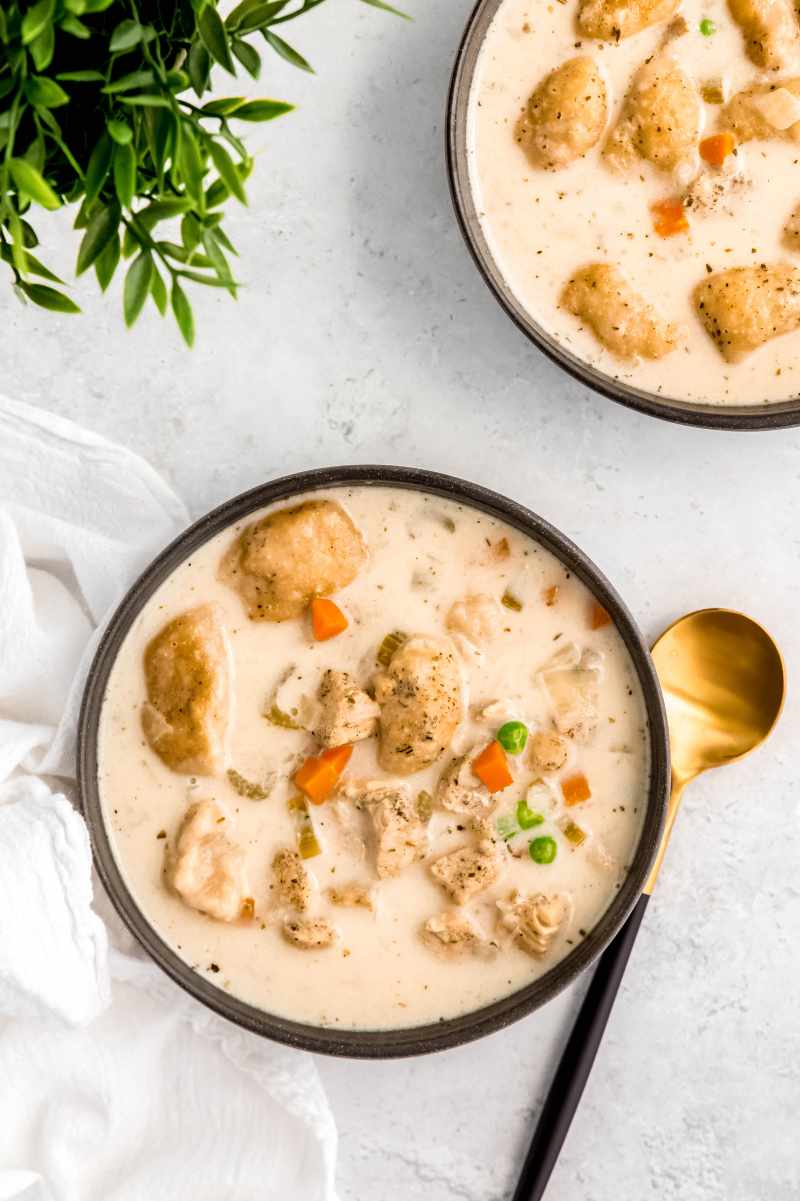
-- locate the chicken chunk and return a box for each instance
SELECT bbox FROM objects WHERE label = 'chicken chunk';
[515,57,608,171]
[728,0,800,70]
[430,839,506,905]
[282,916,338,950]
[314,669,380,749]
[364,784,427,878]
[272,848,313,911]
[436,754,494,817]
[446,594,503,647]
[694,265,800,361]
[683,166,752,218]
[560,264,679,361]
[725,78,800,142]
[541,651,602,743]
[142,604,231,776]
[497,891,571,956]
[327,882,374,910]
[374,635,464,774]
[529,730,571,774]
[784,202,800,249]
[603,52,701,173]
[167,800,251,923]
[220,499,366,622]
[578,0,680,41]
[422,911,486,956]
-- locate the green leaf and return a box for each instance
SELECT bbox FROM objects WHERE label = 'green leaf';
[180,212,201,251]
[8,158,60,209]
[64,0,87,14]
[113,141,137,207]
[359,0,411,17]
[76,202,119,273]
[23,138,46,171]
[144,108,173,175]
[94,231,121,290]
[20,220,39,248]
[84,132,113,207]
[150,265,167,315]
[56,69,104,80]
[226,0,287,29]
[18,281,80,313]
[263,29,313,71]
[171,279,194,346]
[206,139,246,203]
[269,0,325,25]
[123,251,153,326]
[0,6,7,41]
[187,40,211,97]
[137,196,192,226]
[60,14,91,37]
[109,19,155,51]
[22,251,63,282]
[119,94,172,107]
[231,39,261,77]
[107,119,132,145]
[198,4,235,73]
[202,227,235,293]
[177,268,234,287]
[176,124,205,201]
[165,69,190,91]
[158,241,212,266]
[21,0,55,45]
[200,96,246,117]
[24,76,70,107]
[30,24,55,70]
[84,0,116,10]
[231,98,293,121]
[103,70,156,93]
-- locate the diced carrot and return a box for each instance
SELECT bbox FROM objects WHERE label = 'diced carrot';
[311,597,348,642]
[699,131,736,168]
[294,744,353,804]
[562,772,592,807]
[472,740,514,793]
[589,601,612,630]
[543,585,559,607]
[650,198,689,238]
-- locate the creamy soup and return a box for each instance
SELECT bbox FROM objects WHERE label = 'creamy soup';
[469,0,800,405]
[98,487,650,1031]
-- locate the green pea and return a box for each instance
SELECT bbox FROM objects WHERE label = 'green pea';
[516,799,545,830]
[529,835,557,865]
[699,17,716,34]
[497,720,528,755]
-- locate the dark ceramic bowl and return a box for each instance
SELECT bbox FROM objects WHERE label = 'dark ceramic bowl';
[78,466,669,1058]
[446,0,800,431]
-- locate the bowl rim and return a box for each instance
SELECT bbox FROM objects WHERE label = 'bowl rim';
[77,464,669,1058]
[445,0,800,432]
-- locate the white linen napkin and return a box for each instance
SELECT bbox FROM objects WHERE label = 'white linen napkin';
[0,397,338,1201]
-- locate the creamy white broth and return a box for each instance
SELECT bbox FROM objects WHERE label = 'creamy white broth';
[98,487,650,1031]
[469,0,800,405]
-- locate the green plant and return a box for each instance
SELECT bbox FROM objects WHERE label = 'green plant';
[0,0,404,343]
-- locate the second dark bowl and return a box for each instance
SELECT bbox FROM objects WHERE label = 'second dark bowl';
[446,0,800,431]
[77,465,669,1057]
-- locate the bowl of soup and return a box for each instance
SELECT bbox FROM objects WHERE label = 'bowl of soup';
[447,0,800,428]
[77,467,668,1057]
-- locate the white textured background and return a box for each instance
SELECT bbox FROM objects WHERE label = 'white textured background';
[3,0,799,1196]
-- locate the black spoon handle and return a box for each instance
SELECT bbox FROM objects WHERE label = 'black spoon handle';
[511,892,651,1201]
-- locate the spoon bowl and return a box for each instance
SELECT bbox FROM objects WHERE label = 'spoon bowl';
[651,609,786,783]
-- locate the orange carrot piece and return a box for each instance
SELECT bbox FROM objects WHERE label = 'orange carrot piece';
[472,740,514,793]
[589,601,612,630]
[294,744,353,804]
[650,198,689,238]
[311,597,348,642]
[562,772,592,807]
[543,585,559,607]
[699,132,736,168]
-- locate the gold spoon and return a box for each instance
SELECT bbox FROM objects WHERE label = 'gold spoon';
[513,608,785,1201]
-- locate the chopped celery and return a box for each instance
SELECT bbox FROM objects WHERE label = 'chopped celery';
[501,589,523,612]
[496,814,518,840]
[516,799,545,830]
[560,818,587,847]
[298,822,322,859]
[416,790,434,821]
[265,703,301,730]
[376,630,408,666]
[226,769,269,801]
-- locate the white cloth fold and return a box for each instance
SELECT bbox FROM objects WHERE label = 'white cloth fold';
[0,396,337,1201]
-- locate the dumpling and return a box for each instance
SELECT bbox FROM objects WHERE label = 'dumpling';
[603,51,701,173]
[725,79,800,142]
[374,635,464,774]
[694,265,800,362]
[221,499,366,621]
[578,0,680,41]
[727,0,800,70]
[142,603,231,776]
[515,57,608,171]
[560,263,679,360]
